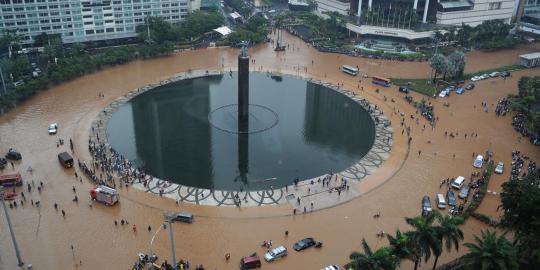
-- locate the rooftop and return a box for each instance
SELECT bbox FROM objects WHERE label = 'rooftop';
[520,52,540,60]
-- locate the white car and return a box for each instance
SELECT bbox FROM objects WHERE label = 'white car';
[48,123,58,135]
[490,72,500,77]
[264,245,287,262]
[471,76,481,81]
[495,162,504,174]
[438,91,447,98]
[473,155,484,168]
[322,265,340,270]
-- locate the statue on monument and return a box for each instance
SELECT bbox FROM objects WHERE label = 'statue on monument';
[239,41,249,57]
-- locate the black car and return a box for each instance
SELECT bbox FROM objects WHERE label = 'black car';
[446,190,457,207]
[0,157,7,169]
[421,196,432,216]
[293,237,316,251]
[5,150,22,160]
[465,83,475,90]
[398,86,409,93]
[500,71,511,77]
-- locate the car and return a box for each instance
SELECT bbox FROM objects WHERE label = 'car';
[31,62,37,68]
[13,81,24,87]
[438,91,447,98]
[293,237,316,251]
[459,185,470,199]
[5,149,22,160]
[489,72,500,77]
[322,265,340,270]
[465,83,475,90]
[446,190,457,207]
[48,123,58,135]
[264,245,287,262]
[480,74,489,80]
[240,254,261,270]
[451,176,466,189]
[495,162,504,174]
[398,86,409,93]
[0,157,7,169]
[500,71,511,77]
[170,212,193,223]
[422,196,432,216]
[473,155,484,168]
[471,76,481,82]
[456,87,464,94]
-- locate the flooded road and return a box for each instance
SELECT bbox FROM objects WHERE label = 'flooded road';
[0,33,539,270]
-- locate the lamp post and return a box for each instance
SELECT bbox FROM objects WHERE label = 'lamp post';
[0,186,24,266]
[164,213,178,269]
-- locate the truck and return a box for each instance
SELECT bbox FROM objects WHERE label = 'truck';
[58,152,74,168]
[0,173,23,187]
[90,185,119,206]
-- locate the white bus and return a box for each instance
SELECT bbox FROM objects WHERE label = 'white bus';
[341,65,359,76]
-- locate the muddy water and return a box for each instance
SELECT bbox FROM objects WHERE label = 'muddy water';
[0,33,539,270]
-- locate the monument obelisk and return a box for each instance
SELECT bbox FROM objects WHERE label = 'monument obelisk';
[238,43,249,132]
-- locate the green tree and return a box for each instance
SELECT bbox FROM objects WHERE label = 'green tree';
[349,238,397,270]
[405,214,441,270]
[431,214,464,270]
[462,230,518,270]
[430,54,448,82]
[447,51,466,78]
[386,229,419,268]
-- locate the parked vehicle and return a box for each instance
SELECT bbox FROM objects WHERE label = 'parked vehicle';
[473,155,484,168]
[451,176,466,189]
[422,196,432,216]
[436,193,446,209]
[500,71,511,77]
[170,212,194,223]
[489,72,500,77]
[90,185,119,206]
[465,83,475,90]
[446,190,457,207]
[240,254,261,269]
[459,186,470,199]
[456,87,464,94]
[48,123,58,135]
[398,86,409,93]
[293,237,316,251]
[58,152,74,168]
[0,173,23,187]
[495,162,504,174]
[322,265,340,270]
[5,149,22,160]
[264,245,287,262]
[471,76,481,82]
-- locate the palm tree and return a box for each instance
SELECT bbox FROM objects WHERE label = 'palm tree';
[349,238,398,270]
[405,213,441,270]
[462,230,518,270]
[431,214,465,270]
[386,229,419,268]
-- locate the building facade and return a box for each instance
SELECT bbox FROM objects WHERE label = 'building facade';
[436,0,515,26]
[0,0,193,44]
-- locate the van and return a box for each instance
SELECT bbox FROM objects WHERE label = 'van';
[451,176,465,189]
[171,212,194,223]
[240,254,261,269]
[58,152,74,168]
[436,194,446,209]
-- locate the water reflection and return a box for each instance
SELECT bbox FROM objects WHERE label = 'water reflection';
[107,73,375,190]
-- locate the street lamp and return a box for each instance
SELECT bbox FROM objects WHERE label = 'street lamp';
[164,213,178,269]
[0,186,24,266]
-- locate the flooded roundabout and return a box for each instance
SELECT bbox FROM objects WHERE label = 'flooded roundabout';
[0,33,539,270]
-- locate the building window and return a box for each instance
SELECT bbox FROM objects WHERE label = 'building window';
[39,12,48,16]
[96,29,104,33]
[24,0,35,3]
[85,29,94,34]
[116,27,124,31]
[2,7,12,11]
[106,28,114,32]
[38,5,47,9]
[12,0,22,3]
[41,26,50,30]
[40,19,49,23]
[0,0,10,4]
[53,25,61,29]
[84,21,93,25]
[489,2,501,10]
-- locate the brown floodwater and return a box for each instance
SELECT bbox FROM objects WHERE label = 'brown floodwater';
[0,33,539,270]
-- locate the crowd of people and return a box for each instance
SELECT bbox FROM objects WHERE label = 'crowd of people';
[133,253,205,270]
[512,113,540,146]
[494,97,510,116]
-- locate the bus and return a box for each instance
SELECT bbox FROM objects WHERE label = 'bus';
[372,76,391,87]
[0,173,23,187]
[341,65,359,76]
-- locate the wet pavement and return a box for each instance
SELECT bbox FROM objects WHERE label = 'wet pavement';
[0,33,539,270]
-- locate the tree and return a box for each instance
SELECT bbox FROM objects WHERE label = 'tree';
[432,214,464,270]
[499,173,540,268]
[430,54,448,82]
[447,51,466,78]
[462,230,518,270]
[386,229,419,268]
[405,214,441,270]
[348,238,397,270]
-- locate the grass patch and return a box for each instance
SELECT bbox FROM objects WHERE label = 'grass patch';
[392,64,526,96]
[391,78,439,96]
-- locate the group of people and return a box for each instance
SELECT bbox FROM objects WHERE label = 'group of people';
[512,113,540,146]
[511,150,537,179]
[494,97,510,116]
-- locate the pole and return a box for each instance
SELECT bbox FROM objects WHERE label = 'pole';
[168,220,177,269]
[0,187,24,266]
[0,65,7,95]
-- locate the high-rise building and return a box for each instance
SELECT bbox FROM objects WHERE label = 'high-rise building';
[0,0,195,44]
[436,0,515,26]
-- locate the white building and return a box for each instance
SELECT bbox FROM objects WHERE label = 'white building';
[0,0,194,44]
[436,0,515,26]
[314,0,350,15]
